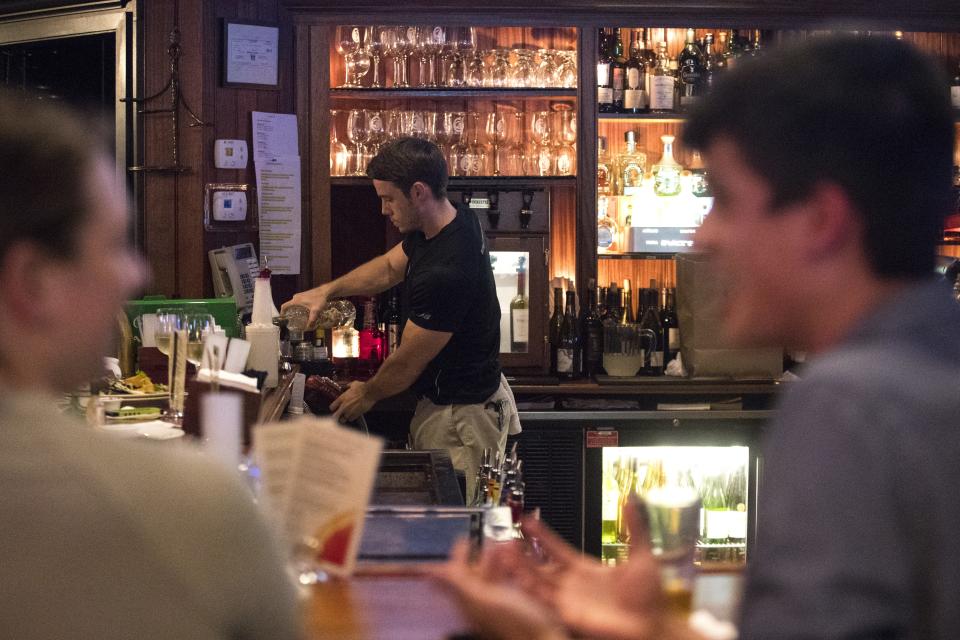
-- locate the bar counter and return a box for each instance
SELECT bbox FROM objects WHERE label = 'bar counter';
[305,569,744,639]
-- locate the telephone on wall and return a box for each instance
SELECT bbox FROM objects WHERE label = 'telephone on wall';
[209,243,259,313]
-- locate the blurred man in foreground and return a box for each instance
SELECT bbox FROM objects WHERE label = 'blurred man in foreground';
[0,92,300,639]
[439,34,960,640]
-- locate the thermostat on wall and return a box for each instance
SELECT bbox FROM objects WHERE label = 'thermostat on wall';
[212,190,248,221]
[214,139,248,169]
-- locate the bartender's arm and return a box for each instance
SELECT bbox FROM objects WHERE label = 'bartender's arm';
[281,243,408,326]
[330,320,451,422]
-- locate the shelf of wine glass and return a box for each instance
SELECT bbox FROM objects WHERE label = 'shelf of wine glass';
[598,252,682,260]
[331,175,577,187]
[599,112,687,123]
[330,87,577,99]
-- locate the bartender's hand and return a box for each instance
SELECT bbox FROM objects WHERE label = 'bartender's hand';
[329,380,375,423]
[281,284,331,328]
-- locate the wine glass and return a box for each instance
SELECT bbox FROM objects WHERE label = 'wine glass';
[184,313,215,367]
[335,26,362,87]
[446,111,470,176]
[552,103,577,176]
[465,111,489,176]
[535,48,556,87]
[488,48,511,88]
[486,109,509,176]
[510,49,536,88]
[346,108,369,175]
[384,27,411,88]
[504,110,527,176]
[416,26,446,87]
[467,45,486,88]
[555,50,578,88]
[530,110,553,176]
[365,26,387,88]
[364,109,386,156]
[329,110,349,176]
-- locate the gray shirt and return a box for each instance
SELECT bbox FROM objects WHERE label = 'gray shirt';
[740,279,960,639]
[0,391,301,639]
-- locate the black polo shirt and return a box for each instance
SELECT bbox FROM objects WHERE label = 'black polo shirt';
[400,202,501,404]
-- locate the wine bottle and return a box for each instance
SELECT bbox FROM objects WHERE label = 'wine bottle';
[638,284,662,375]
[660,287,679,372]
[557,290,580,379]
[384,286,401,357]
[610,27,627,112]
[951,57,960,110]
[623,29,647,114]
[597,29,615,113]
[358,296,385,377]
[549,287,564,375]
[620,279,635,324]
[509,257,529,353]
[582,288,604,379]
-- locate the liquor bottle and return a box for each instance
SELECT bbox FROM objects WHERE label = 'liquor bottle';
[604,282,621,324]
[582,288,604,378]
[659,287,679,372]
[623,29,647,114]
[729,29,749,58]
[700,474,729,551]
[610,27,627,112]
[597,29,615,113]
[638,285,662,375]
[358,296,385,377]
[652,134,683,197]
[649,41,676,113]
[597,136,613,196]
[688,150,711,197]
[510,257,529,353]
[557,290,580,379]
[617,130,646,196]
[701,33,718,93]
[639,28,658,105]
[549,287,563,374]
[597,196,618,254]
[384,286,401,357]
[620,279,635,324]
[715,31,732,76]
[749,29,763,57]
[677,28,704,111]
[951,57,960,110]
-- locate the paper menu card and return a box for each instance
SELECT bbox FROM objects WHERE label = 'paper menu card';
[253,417,383,576]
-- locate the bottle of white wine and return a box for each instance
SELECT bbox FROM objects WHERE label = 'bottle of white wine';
[510,257,529,353]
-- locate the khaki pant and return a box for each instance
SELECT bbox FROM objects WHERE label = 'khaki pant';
[409,375,517,504]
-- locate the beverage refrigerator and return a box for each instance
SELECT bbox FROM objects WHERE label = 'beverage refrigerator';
[584,410,768,564]
[519,409,770,564]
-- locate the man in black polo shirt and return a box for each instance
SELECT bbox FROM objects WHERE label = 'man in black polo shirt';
[283,137,518,501]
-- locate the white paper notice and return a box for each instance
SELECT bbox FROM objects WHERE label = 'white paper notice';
[252,112,301,275]
[256,157,301,274]
[252,111,298,163]
[226,23,278,86]
[253,417,383,576]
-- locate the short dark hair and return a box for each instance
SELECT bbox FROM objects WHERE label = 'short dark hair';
[366,137,448,199]
[684,34,954,279]
[0,90,104,262]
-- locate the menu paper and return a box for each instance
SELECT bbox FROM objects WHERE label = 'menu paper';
[254,417,383,576]
[252,111,302,274]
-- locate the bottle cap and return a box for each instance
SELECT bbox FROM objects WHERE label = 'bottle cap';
[624,130,636,144]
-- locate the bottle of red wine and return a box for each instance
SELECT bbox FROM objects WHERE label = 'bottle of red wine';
[557,290,580,379]
[659,287,679,372]
[549,287,564,375]
[582,288,604,379]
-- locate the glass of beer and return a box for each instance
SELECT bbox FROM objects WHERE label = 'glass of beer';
[644,486,701,614]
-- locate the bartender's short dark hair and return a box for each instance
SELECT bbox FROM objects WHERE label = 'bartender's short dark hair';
[0,91,104,262]
[367,137,448,200]
[684,34,953,278]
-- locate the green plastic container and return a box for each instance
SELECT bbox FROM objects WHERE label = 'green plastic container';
[125,296,242,340]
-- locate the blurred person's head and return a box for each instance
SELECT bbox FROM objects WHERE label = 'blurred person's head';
[685,34,954,350]
[0,91,148,391]
[367,137,449,234]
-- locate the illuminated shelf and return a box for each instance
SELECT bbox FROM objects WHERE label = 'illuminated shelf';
[599,112,686,123]
[330,88,577,99]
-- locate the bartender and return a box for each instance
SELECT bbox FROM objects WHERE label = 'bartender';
[282,137,519,502]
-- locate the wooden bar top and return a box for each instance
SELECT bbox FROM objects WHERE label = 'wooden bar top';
[305,569,743,639]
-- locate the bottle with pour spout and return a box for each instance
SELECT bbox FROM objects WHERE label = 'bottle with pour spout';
[245,256,280,388]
